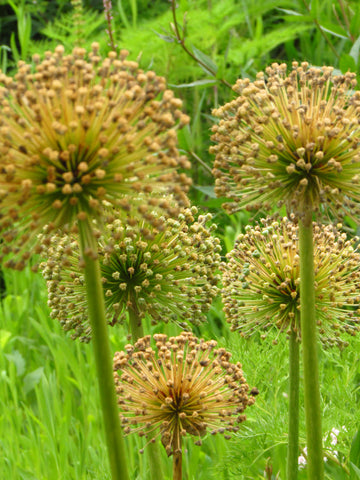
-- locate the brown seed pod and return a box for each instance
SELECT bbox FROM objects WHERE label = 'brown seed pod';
[211,62,360,221]
[0,44,191,269]
[113,332,257,455]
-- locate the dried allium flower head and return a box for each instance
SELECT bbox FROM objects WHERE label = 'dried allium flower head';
[0,43,191,269]
[221,217,360,348]
[113,332,257,455]
[40,206,221,341]
[211,62,360,220]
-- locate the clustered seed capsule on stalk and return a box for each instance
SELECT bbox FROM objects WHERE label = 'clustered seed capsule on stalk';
[221,217,360,348]
[40,206,221,341]
[113,332,257,455]
[211,62,360,220]
[0,43,191,270]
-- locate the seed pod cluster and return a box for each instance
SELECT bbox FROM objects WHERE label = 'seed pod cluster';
[211,62,360,220]
[0,43,191,269]
[40,206,221,341]
[113,332,257,455]
[221,217,360,348]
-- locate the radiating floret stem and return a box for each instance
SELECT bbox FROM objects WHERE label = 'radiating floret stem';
[299,214,324,480]
[78,216,129,480]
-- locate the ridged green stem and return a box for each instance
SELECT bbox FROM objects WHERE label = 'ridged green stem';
[78,218,130,480]
[298,213,324,480]
[172,434,182,480]
[128,308,165,480]
[128,307,145,341]
[287,328,300,480]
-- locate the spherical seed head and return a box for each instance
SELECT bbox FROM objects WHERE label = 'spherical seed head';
[40,205,221,341]
[0,46,191,269]
[221,217,360,348]
[113,332,256,454]
[211,62,360,220]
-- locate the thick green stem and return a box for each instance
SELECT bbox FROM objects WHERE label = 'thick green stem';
[78,218,130,480]
[128,308,164,480]
[172,435,182,480]
[298,214,324,480]
[287,329,300,480]
[128,307,145,341]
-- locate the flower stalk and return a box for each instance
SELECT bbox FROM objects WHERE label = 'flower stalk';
[128,306,144,341]
[127,306,165,480]
[298,213,324,480]
[221,216,360,479]
[212,62,360,480]
[78,217,129,480]
[288,329,300,480]
[173,435,182,480]
[113,333,257,479]
[41,207,221,342]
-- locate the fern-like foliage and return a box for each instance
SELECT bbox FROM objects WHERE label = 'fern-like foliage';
[38,7,105,52]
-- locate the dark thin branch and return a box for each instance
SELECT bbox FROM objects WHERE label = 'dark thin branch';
[170,0,232,89]
[338,0,354,42]
[103,0,117,51]
[301,0,340,60]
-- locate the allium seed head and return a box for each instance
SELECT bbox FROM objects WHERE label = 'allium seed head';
[40,206,221,341]
[221,217,360,348]
[113,332,256,455]
[0,45,191,269]
[211,62,360,220]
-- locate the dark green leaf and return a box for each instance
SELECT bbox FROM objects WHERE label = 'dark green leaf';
[23,367,44,395]
[191,46,218,76]
[318,21,348,40]
[152,29,175,43]
[169,79,216,88]
[350,35,360,65]
[350,5,360,38]
[192,185,217,198]
[339,53,357,73]
[5,350,25,376]
[310,0,319,18]
[350,430,360,472]
[350,462,360,480]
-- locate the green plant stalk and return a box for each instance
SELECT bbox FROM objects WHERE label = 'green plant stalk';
[78,218,130,480]
[128,308,165,480]
[287,328,300,480]
[298,213,324,480]
[128,307,145,341]
[172,433,182,480]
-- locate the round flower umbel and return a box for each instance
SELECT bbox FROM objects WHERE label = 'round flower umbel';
[40,207,221,342]
[211,62,360,219]
[221,217,360,348]
[0,43,191,269]
[113,332,257,456]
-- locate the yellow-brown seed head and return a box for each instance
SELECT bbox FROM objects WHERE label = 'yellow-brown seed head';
[0,44,191,269]
[211,62,360,220]
[221,216,360,347]
[113,332,257,455]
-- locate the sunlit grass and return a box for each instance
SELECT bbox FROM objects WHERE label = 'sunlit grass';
[1,266,359,479]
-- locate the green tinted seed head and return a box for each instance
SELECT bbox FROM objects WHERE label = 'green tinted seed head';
[40,205,221,341]
[0,45,191,269]
[221,216,360,348]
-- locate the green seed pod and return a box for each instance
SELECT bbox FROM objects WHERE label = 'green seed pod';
[40,206,221,341]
